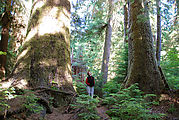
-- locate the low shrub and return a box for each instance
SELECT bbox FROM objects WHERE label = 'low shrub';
[103,84,165,120]
[71,94,100,120]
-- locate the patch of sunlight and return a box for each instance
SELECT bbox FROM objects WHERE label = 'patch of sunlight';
[38,7,70,42]
[16,79,28,89]
[0,79,27,90]
[67,64,71,72]
[65,64,73,83]
[39,7,61,35]
[26,2,70,47]
[39,59,57,66]
[161,51,166,56]
[17,47,30,61]
[104,60,106,64]
[0,81,12,89]
[32,0,45,15]
[25,27,38,42]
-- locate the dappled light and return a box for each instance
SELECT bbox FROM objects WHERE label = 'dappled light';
[0,0,178,119]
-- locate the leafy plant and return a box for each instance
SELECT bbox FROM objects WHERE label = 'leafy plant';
[23,90,43,113]
[0,87,16,113]
[103,81,120,97]
[161,47,179,90]
[103,84,165,120]
[112,44,128,84]
[168,103,176,114]
[71,94,100,120]
[0,51,7,55]
[75,81,87,95]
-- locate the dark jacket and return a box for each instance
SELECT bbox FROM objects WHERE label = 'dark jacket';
[86,76,95,87]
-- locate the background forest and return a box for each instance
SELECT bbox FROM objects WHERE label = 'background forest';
[70,0,178,91]
[0,0,178,120]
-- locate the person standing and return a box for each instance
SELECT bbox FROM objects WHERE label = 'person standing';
[86,71,95,98]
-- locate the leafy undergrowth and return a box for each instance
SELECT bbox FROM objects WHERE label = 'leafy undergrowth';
[2,94,178,120]
[0,85,178,120]
[45,93,179,120]
[68,84,179,120]
[102,84,165,120]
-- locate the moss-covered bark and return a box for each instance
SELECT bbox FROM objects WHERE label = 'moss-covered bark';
[124,0,165,94]
[4,0,74,92]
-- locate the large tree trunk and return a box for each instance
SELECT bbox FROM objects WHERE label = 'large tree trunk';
[2,0,74,93]
[124,0,165,94]
[101,0,113,84]
[0,0,11,80]
[156,0,161,65]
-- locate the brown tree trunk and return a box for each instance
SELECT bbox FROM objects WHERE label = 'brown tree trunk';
[2,0,74,93]
[123,1,128,43]
[174,0,178,25]
[156,0,161,65]
[124,0,165,94]
[0,0,12,80]
[101,0,113,84]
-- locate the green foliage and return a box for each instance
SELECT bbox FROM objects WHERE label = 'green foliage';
[103,81,120,97]
[161,47,179,90]
[103,84,165,120]
[75,81,87,95]
[6,45,17,76]
[71,94,100,120]
[71,0,107,73]
[23,90,43,113]
[0,87,16,112]
[0,88,43,115]
[159,1,178,90]
[168,103,177,114]
[0,51,7,55]
[137,14,148,23]
[112,44,128,84]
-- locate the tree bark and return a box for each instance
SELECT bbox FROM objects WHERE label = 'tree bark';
[123,1,128,43]
[0,0,12,80]
[174,0,179,25]
[2,0,74,93]
[156,0,161,65]
[124,0,165,94]
[101,0,113,84]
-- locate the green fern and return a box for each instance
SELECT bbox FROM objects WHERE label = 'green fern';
[71,94,100,120]
[103,84,165,120]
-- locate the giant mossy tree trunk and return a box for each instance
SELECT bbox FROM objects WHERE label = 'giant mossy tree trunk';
[124,0,165,94]
[3,0,74,93]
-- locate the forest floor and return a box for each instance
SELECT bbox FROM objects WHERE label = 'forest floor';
[150,93,179,120]
[2,92,179,120]
[43,93,179,120]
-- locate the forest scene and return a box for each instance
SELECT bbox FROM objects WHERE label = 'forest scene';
[0,0,178,120]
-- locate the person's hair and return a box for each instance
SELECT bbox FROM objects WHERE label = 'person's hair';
[87,71,90,75]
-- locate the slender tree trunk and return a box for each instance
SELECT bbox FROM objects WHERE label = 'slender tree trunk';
[125,0,165,94]
[2,0,74,93]
[156,0,161,65]
[0,0,12,80]
[101,0,113,84]
[174,0,179,25]
[123,1,128,43]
